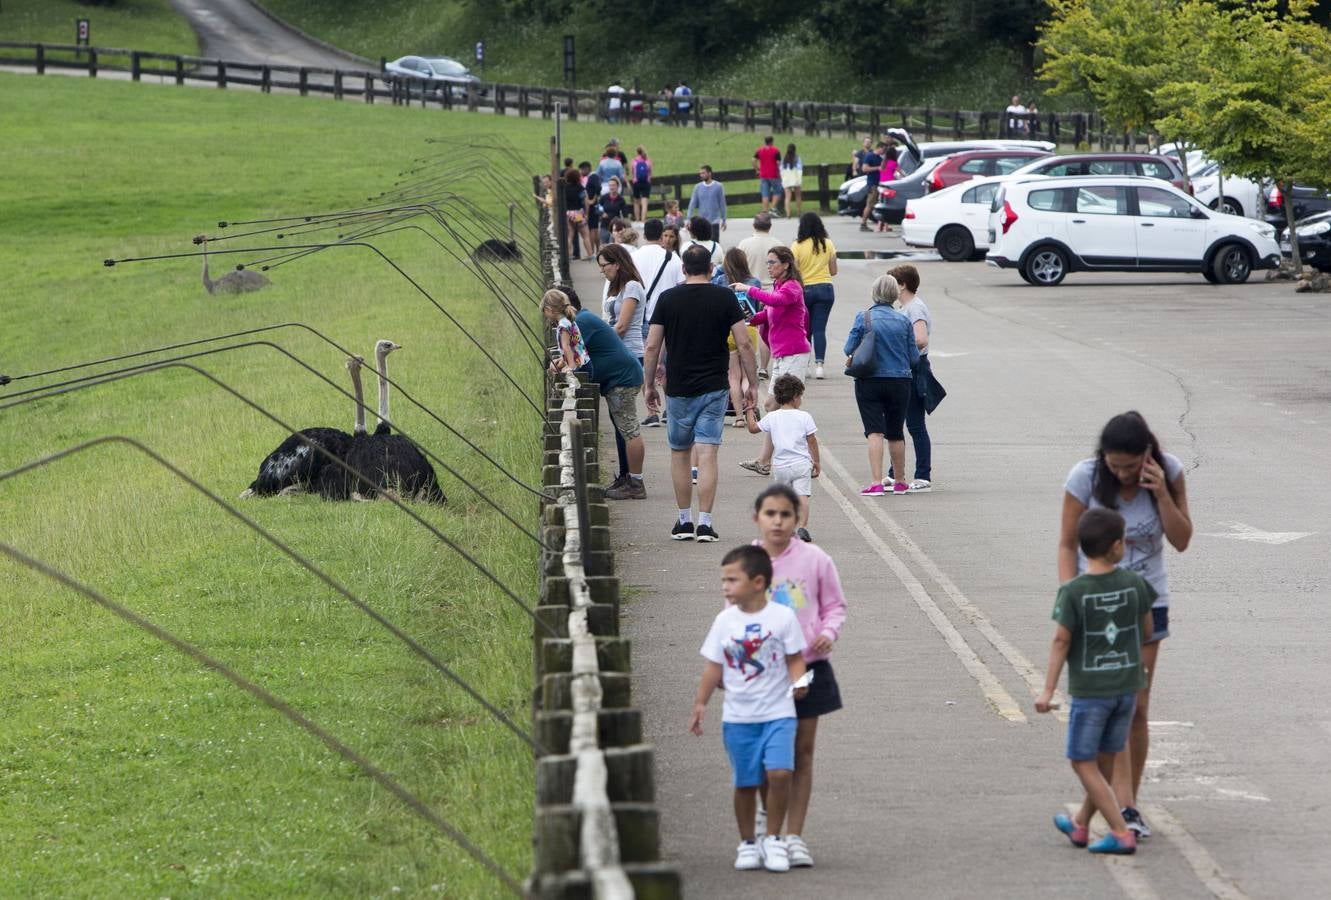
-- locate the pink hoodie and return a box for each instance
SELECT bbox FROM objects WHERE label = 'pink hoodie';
[754,538,847,663]
[748,279,811,358]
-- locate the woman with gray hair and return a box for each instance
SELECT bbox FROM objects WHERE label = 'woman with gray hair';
[843,274,919,496]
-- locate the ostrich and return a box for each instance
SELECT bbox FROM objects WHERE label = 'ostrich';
[355,339,446,503]
[197,235,271,295]
[240,376,354,499]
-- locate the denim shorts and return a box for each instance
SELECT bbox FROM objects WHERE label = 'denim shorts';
[665,388,729,451]
[722,717,796,787]
[1066,693,1137,761]
[760,177,783,199]
[1146,605,1169,643]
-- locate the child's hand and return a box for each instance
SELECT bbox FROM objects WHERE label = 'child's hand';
[810,635,834,655]
[688,705,706,736]
[1034,690,1058,714]
[793,686,809,700]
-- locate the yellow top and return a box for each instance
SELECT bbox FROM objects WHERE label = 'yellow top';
[793,237,837,286]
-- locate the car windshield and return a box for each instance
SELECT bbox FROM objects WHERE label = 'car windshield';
[428,59,467,76]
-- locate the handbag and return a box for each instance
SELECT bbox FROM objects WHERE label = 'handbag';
[923,367,946,414]
[844,305,877,378]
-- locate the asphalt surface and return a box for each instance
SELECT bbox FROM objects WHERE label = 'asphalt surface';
[571,212,1330,898]
[169,0,369,69]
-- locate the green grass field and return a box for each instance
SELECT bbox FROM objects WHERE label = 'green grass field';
[0,0,199,55]
[0,71,856,897]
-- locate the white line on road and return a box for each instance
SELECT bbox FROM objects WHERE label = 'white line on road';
[817,446,1027,723]
[1139,803,1250,900]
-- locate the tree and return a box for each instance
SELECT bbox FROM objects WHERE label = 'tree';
[1155,0,1331,271]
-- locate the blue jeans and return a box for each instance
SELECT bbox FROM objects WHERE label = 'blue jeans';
[665,388,728,451]
[906,354,932,480]
[1066,693,1137,760]
[803,282,835,362]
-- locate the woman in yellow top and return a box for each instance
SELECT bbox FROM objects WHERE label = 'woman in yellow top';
[792,213,838,379]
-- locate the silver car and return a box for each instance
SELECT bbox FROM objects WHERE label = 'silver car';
[383,55,483,98]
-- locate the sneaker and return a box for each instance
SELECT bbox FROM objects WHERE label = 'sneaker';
[734,840,763,871]
[755,805,767,840]
[906,479,932,493]
[695,523,719,542]
[739,459,771,476]
[761,836,789,872]
[785,835,813,868]
[758,368,769,380]
[796,527,812,543]
[691,466,699,484]
[860,483,886,497]
[607,473,628,490]
[671,520,695,541]
[815,364,825,379]
[859,223,872,232]
[641,414,661,428]
[606,479,646,500]
[1121,806,1151,839]
[1053,813,1089,848]
[1088,831,1137,855]
[889,481,909,496]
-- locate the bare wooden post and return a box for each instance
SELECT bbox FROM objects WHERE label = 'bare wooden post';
[36,44,46,75]
[365,74,374,103]
[568,89,577,121]
[924,108,934,142]
[299,68,308,96]
[88,47,97,78]
[262,66,271,93]
[334,70,343,99]
[817,164,831,213]
[131,51,141,82]
[217,60,225,88]
[467,83,478,111]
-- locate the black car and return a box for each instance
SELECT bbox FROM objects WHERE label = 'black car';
[1265,183,1331,235]
[868,158,947,225]
[1281,210,1331,273]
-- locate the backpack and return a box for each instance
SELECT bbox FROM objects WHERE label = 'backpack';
[634,158,650,184]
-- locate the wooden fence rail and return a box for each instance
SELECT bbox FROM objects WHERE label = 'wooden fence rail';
[0,41,1145,150]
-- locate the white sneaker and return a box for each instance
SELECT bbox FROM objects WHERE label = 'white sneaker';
[906,479,932,493]
[755,804,767,840]
[785,835,814,868]
[735,840,763,870]
[761,836,789,872]
[815,364,825,379]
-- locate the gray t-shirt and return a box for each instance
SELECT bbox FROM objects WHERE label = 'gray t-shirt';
[900,296,933,355]
[607,280,646,357]
[1064,453,1185,607]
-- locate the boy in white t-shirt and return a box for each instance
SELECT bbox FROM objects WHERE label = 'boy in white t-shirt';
[744,374,819,542]
[690,545,809,873]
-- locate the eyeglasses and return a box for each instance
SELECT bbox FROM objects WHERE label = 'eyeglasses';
[598,260,615,268]
[766,259,782,267]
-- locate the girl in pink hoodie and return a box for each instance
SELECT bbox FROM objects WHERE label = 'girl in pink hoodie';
[750,483,847,868]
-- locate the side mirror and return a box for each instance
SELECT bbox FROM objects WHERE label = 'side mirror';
[1190,207,1209,219]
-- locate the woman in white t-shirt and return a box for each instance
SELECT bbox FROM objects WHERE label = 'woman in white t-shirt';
[1057,411,1192,841]
[780,143,804,217]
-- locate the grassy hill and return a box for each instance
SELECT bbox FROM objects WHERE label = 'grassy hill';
[0,0,199,55]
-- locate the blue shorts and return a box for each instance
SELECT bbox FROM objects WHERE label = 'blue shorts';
[1066,693,1137,761]
[760,177,783,199]
[1146,605,1169,643]
[665,388,728,451]
[722,718,796,787]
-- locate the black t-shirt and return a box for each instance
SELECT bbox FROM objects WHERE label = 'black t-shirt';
[600,193,630,222]
[563,182,586,212]
[650,282,743,397]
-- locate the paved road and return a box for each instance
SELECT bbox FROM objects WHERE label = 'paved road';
[169,0,370,69]
[571,214,1329,898]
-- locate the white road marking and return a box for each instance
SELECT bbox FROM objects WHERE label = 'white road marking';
[1139,803,1251,900]
[823,447,1061,719]
[1064,804,1162,900]
[928,351,970,358]
[1199,521,1314,545]
[816,449,1027,723]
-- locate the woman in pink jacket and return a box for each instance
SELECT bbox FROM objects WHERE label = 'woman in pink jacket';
[751,483,847,868]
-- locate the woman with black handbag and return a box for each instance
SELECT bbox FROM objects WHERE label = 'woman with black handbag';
[843,274,919,497]
[887,264,940,493]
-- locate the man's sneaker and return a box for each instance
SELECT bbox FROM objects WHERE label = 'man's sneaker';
[796,527,812,543]
[671,520,695,541]
[755,805,767,840]
[606,473,628,491]
[606,479,646,500]
[1088,831,1137,855]
[691,466,699,484]
[859,223,873,232]
[888,481,909,495]
[906,479,932,493]
[860,483,886,497]
[761,836,789,872]
[734,840,763,870]
[785,835,813,868]
[739,459,771,476]
[1121,806,1151,839]
[1053,813,1089,848]
[695,523,719,542]
[815,364,825,379]
[641,414,661,428]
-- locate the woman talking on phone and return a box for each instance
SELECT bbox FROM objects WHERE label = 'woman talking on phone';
[1057,411,1192,841]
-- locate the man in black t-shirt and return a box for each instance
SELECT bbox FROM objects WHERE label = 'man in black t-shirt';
[644,245,757,542]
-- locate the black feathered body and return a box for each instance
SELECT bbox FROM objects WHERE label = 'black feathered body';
[331,433,446,503]
[247,427,352,495]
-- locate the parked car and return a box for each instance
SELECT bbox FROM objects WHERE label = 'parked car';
[1187,158,1263,219]
[1281,210,1331,272]
[902,176,1014,260]
[985,175,1280,286]
[1006,153,1189,193]
[923,148,1052,193]
[866,157,947,225]
[835,129,1055,215]
[384,55,483,98]
[1264,183,1331,234]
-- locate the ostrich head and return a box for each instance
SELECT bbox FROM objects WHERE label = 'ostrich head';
[373,340,401,434]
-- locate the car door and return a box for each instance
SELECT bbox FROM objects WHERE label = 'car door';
[1065,185,1136,266]
[1132,185,1207,267]
[961,182,999,246]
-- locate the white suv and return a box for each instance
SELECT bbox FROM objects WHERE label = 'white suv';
[986,175,1280,286]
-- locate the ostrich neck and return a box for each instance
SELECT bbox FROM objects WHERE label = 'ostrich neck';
[201,239,214,293]
[375,350,391,427]
[350,365,367,435]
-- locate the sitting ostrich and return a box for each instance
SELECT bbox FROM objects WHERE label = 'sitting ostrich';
[240,378,354,498]
[197,235,271,295]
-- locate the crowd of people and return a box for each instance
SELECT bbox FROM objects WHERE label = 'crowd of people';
[539,135,1193,873]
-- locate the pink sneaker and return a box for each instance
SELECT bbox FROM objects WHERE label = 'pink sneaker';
[889,481,909,495]
[860,483,886,497]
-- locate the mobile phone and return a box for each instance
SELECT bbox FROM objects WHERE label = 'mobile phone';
[735,290,757,318]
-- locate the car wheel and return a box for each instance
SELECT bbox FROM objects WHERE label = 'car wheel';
[936,226,975,262]
[1017,267,1033,284]
[1023,246,1068,286]
[1210,197,1244,217]
[1212,243,1251,284]
[1202,266,1219,284]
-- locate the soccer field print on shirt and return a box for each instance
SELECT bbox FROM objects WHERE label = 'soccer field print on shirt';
[1079,587,1143,672]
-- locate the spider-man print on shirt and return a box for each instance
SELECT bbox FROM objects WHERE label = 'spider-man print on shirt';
[724,622,783,682]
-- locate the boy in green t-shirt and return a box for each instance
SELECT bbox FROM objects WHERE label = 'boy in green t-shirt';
[1036,508,1155,855]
